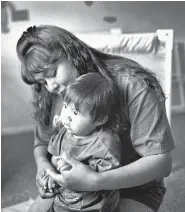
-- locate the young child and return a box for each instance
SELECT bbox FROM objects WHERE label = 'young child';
[45,73,122,212]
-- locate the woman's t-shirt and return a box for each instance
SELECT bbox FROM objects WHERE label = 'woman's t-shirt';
[34,58,175,211]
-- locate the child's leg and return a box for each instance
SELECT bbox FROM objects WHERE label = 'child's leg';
[114,198,154,212]
[28,195,54,212]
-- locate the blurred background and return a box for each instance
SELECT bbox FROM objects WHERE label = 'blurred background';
[1,1,185,211]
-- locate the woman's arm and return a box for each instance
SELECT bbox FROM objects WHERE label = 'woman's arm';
[96,151,172,190]
[46,150,172,191]
[34,122,60,198]
[34,145,49,167]
[34,145,59,198]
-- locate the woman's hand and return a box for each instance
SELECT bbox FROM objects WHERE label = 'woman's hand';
[36,159,59,199]
[46,153,99,191]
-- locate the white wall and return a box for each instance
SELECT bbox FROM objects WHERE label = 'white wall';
[2,1,185,132]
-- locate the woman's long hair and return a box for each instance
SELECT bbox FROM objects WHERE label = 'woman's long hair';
[16,25,165,127]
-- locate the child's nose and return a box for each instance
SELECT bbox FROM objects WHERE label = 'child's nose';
[67,115,72,122]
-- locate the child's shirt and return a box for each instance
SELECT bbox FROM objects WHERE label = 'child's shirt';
[48,127,121,212]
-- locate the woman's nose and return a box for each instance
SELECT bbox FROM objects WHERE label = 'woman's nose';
[45,79,58,92]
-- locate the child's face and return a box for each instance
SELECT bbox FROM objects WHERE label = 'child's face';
[60,102,97,137]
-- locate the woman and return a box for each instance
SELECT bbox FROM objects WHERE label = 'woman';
[16,25,175,212]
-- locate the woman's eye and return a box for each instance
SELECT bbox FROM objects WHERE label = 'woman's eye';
[46,68,57,78]
[64,104,67,109]
[73,110,78,115]
[39,79,46,84]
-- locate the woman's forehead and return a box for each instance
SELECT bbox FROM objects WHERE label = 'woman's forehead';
[31,47,63,68]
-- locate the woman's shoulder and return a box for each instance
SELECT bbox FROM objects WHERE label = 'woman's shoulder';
[114,71,148,99]
[105,57,148,90]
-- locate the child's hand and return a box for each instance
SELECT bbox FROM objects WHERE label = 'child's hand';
[41,170,49,191]
[53,156,72,173]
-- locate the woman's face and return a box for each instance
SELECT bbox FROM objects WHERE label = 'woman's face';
[34,56,79,95]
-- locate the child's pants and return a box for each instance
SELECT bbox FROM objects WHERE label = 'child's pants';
[28,195,118,212]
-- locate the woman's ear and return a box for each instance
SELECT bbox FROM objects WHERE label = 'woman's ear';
[95,116,108,127]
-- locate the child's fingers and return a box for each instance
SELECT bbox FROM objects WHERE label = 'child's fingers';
[60,165,71,172]
[57,159,68,167]
[57,163,63,171]
[47,177,54,193]
[53,156,63,160]
[42,176,49,190]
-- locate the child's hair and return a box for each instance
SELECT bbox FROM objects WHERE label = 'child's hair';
[63,73,121,132]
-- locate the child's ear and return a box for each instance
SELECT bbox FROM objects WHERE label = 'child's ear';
[95,116,108,126]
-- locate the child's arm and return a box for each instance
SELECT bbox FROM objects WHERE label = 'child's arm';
[88,133,122,173]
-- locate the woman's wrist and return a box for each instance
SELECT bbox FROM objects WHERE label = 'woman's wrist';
[36,156,49,167]
[92,171,106,191]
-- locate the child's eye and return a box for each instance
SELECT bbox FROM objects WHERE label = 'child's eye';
[63,104,67,109]
[73,110,78,115]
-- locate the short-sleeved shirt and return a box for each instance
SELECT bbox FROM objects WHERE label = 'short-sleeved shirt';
[34,58,175,211]
[48,127,121,212]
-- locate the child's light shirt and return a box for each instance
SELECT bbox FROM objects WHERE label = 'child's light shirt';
[48,127,122,212]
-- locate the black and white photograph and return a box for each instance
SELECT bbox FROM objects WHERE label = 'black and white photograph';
[1,1,185,212]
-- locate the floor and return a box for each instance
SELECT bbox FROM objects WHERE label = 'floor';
[1,113,185,212]
[1,199,35,212]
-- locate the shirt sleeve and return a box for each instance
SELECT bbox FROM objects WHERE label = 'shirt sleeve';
[123,75,175,156]
[88,132,122,172]
[47,127,66,156]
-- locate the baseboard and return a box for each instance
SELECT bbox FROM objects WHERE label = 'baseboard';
[1,124,34,135]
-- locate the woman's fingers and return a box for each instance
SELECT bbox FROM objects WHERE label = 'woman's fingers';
[46,169,65,186]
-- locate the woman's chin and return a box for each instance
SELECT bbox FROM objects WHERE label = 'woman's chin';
[56,90,64,95]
